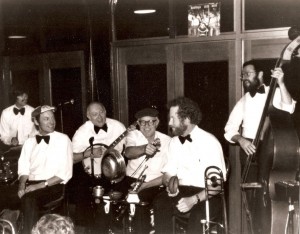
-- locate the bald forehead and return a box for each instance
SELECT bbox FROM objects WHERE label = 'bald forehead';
[87,103,105,113]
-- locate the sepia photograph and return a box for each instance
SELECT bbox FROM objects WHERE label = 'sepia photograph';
[0,0,300,233]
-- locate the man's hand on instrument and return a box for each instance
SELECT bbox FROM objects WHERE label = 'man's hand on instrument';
[11,137,19,146]
[128,124,137,132]
[129,181,146,193]
[271,67,285,85]
[90,146,106,158]
[152,138,161,150]
[238,137,256,156]
[176,196,196,213]
[144,143,158,158]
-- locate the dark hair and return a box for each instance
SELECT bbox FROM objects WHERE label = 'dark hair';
[11,88,28,99]
[243,60,262,71]
[167,97,202,125]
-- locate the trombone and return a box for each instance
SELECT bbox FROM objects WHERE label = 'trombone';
[201,166,228,234]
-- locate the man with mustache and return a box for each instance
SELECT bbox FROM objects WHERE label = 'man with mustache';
[224,60,296,172]
[153,97,226,234]
[224,60,296,232]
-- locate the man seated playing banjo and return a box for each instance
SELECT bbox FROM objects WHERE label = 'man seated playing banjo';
[72,101,128,228]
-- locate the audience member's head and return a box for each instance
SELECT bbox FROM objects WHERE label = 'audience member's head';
[31,214,75,234]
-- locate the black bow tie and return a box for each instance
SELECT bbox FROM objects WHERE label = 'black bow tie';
[94,123,108,134]
[13,107,25,115]
[250,85,265,97]
[36,135,50,144]
[178,134,192,144]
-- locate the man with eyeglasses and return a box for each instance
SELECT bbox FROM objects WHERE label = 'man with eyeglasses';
[112,107,171,234]
[224,60,296,231]
[225,60,296,168]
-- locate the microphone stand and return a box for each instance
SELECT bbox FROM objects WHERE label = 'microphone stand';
[59,105,64,133]
[57,99,74,133]
[89,137,95,178]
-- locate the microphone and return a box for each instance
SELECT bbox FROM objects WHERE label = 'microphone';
[89,136,94,145]
[58,99,75,106]
[89,137,94,152]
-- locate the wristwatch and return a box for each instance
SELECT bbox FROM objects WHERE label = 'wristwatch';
[44,181,48,187]
[196,194,201,203]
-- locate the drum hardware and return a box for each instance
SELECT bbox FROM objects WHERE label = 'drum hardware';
[201,166,228,234]
[123,176,147,233]
[92,185,105,204]
[101,136,157,232]
[113,160,148,231]
[118,140,160,232]
[0,157,15,184]
[274,180,299,233]
[0,218,16,234]
[83,121,137,178]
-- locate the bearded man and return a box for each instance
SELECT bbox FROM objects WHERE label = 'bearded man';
[224,60,296,166]
[224,60,296,233]
[153,97,226,234]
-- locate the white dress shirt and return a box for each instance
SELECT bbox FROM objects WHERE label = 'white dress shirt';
[18,131,73,183]
[72,118,126,154]
[0,104,38,145]
[163,126,226,188]
[125,130,171,182]
[72,118,126,175]
[224,85,296,143]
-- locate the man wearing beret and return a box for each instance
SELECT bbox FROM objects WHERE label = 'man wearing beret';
[113,107,171,234]
[17,105,73,234]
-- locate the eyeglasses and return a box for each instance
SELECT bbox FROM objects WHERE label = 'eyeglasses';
[138,119,157,126]
[240,71,256,79]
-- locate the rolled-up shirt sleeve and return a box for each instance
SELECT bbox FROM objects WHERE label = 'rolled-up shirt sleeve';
[273,88,296,114]
[18,140,32,177]
[161,139,178,176]
[18,132,73,184]
[54,136,73,183]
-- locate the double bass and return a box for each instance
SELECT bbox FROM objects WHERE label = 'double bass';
[242,27,300,234]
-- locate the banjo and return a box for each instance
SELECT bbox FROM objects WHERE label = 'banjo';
[82,122,137,178]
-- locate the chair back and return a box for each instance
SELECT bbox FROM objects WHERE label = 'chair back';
[40,185,66,215]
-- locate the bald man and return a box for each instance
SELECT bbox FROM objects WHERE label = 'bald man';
[71,101,127,229]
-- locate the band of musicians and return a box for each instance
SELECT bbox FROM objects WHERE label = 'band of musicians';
[1,21,300,234]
